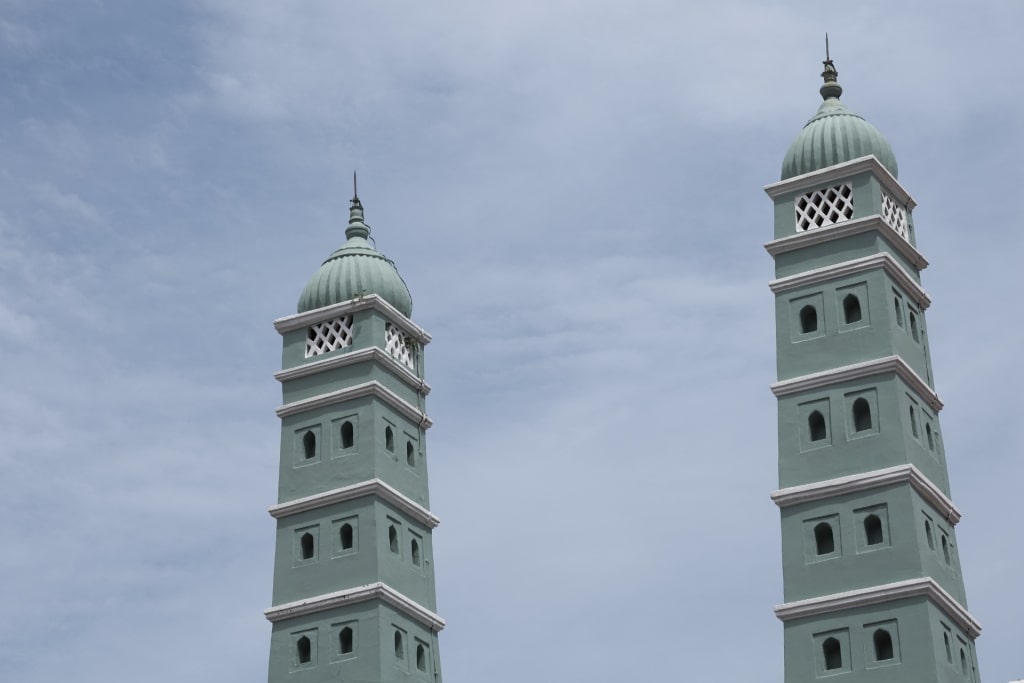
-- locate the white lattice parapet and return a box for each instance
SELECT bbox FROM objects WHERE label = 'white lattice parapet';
[305,316,354,358]
[881,190,910,241]
[385,322,416,370]
[795,183,853,232]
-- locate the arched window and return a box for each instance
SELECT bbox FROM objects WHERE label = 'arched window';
[406,441,415,467]
[909,406,919,438]
[300,532,315,560]
[800,305,818,334]
[297,635,311,664]
[909,312,920,342]
[926,424,935,451]
[925,520,935,550]
[864,514,884,546]
[822,637,842,671]
[943,633,953,662]
[894,297,904,327]
[843,294,862,324]
[303,430,316,459]
[339,627,354,655]
[385,426,395,452]
[873,629,894,661]
[941,536,951,564]
[814,522,835,556]
[411,538,421,566]
[389,525,399,554]
[416,643,427,671]
[341,421,354,449]
[340,523,354,550]
[394,630,404,659]
[960,649,967,674]
[808,411,827,442]
[853,397,872,432]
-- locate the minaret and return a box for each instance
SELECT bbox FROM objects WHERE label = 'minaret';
[264,186,444,682]
[765,51,983,681]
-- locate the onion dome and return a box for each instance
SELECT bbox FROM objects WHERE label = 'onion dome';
[297,193,413,316]
[780,52,898,180]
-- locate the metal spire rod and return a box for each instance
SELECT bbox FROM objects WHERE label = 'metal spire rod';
[826,32,830,61]
[353,170,359,200]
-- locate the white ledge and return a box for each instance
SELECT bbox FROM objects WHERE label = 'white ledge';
[277,380,432,427]
[771,464,961,525]
[274,347,431,396]
[764,155,916,211]
[265,582,445,631]
[764,215,929,272]
[768,252,931,310]
[771,355,942,412]
[269,478,440,529]
[775,577,981,638]
[274,294,432,345]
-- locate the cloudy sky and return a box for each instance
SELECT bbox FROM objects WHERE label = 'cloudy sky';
[1,1,1021,681]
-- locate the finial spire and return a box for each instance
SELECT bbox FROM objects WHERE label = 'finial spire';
[819,33,843,100]
[353,170,359,201]
[346,170,370,240]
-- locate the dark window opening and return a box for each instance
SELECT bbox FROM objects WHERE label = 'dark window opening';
[300,532,315,560]
[389,525,399,554]
[406,441,415,467]
[894,297,904,327]
[394,631,404,659]
[909,406,919,438]
[873,629,894,661]
[910,312,920,342]
[843,294,862,324]
[341,421,354,449]
[864,514,884,546]
[823,637,842,671]
[814,522,835,556]
[808,410,827,442]
[297,635,311,664]
[339,627,353,655]
[416,644,426,671]
[960,649,967,674]
[385,426,395,452]
[926,424,935,451]
[303,430,316,460]
[800,305,818,334]
[411,539,421,566]
[340,523,354,550]
[942,536,951,565]
[925,520,935,550]
[853,397,872,432]
[944,633,952,662]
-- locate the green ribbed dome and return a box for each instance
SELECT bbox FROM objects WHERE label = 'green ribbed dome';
[297,198,413,316]
[780,60,898,180]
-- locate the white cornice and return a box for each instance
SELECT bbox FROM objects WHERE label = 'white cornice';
[265,582,446,631]
[764,155,916,210]
[771,355,942,412]
[770,464,962,525]
[274,294,432,345]
[774,577,981,638]
[274,347,431,396]
[268,478,440,528]
[768,251,931,310]
[764,215,929,272]
[277,380,432,427]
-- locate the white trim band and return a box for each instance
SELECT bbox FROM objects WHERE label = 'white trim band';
[265,582,446,631]
[768,252,930,310]
[274,294,432,345]
[277,380,432,427]
[269,478,440,528]
[764,155,916,211]
[274,347,431,396]
[774,577,981,638]
[771,355,942,412]
[771,464,961,525]
[764,215,929,272]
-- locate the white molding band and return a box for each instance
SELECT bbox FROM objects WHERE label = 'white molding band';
[269,478,441,529]
[277,380,432,428]
[771,464,962,525]
[764,155,916,211]
[774,577,981,638]
[274,346,431,396]
[769,251,931,310]
[265,581,446,631]
[771,355,942,412]
[764,214,929,272]
[274,294,432,345]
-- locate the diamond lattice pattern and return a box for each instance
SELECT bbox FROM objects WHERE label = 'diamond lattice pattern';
[385,323,415,370]
[881,190,909,241]
[305,316,354,358]
[795,183,854,232]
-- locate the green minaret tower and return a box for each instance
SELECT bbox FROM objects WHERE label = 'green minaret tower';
[766,54,983,682]
[264,189,444,682]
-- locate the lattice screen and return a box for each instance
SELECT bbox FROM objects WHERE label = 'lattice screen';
[880,190,909,241]
[385,322,415,370]
[305,316,354,358]
[795,183,854,231]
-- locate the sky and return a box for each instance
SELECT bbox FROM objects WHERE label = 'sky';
[0,1,1021,681]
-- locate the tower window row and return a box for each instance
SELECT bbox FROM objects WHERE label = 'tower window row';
[800,390,878,451]
[794,182,853,232]
[289,622,359,671]
[387,519,425,569]
[302,315,419,369]
[805,504,890,562]
[292,516,427,570]
[922,511,957,571]
[790,283,869,343]
[815,620,900,675]
[941,622,978,681]
[392,627,432,675]
[892,289,925,344]
[293,417,421,470]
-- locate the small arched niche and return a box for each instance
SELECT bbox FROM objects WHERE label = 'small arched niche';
[814,522,835,556]
[800,305,818,334]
